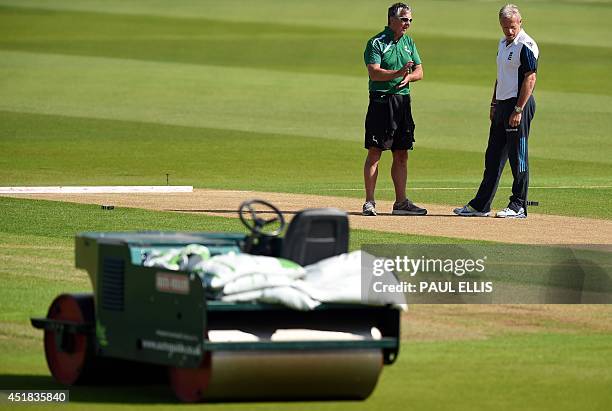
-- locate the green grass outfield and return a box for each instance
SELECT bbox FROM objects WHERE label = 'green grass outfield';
[1,198,611,411]
[1,1,611,410]
[0,0,611,218]
[2,335,611,411]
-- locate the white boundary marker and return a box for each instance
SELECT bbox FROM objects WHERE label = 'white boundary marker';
[0,186,193,194]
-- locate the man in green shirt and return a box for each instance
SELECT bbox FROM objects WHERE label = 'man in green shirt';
[362,2,426,216]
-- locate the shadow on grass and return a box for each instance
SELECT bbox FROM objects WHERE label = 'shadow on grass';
[0,374,365,405]
[0,374,176,404]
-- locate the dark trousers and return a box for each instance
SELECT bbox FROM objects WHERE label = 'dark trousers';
[469,96,536,214]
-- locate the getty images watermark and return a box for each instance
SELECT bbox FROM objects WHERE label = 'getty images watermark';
[361,244,612,304]
[372,254,490,291]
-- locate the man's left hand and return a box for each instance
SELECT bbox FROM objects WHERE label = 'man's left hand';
[509,112,522,127]
[397,74,410,89]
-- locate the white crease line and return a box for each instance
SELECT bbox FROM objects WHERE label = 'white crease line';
[0,186,193,194]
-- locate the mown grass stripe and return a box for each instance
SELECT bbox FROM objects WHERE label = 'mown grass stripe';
[1,0,611,48]
[1,49,611,165]
[2,111,610,219]
[1,5,611,95]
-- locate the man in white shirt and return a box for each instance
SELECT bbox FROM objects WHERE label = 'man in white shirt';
[454,4,539,219]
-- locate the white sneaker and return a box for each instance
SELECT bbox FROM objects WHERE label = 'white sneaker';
[496,207,526,218]
[362,201,377,216]
[453,205,490,217]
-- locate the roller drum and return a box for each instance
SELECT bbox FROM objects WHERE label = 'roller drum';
[204,349,383,400]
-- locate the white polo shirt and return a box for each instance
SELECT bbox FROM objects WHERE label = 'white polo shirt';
[496,29,539,100]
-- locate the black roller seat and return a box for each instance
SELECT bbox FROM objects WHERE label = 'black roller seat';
[281,208,349,266]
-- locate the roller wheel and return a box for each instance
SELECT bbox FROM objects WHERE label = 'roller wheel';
[43,294,95,385]
[168,353,212,402]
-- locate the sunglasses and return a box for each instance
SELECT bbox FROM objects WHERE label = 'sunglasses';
[398,17,412,23]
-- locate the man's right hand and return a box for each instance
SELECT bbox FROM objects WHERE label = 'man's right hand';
[489,105,496,122]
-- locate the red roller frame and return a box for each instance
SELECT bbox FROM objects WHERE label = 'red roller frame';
[43,294,94,385]
[168,353,212,402]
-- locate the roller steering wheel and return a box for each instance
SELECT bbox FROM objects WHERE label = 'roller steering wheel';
[238,199,286,237]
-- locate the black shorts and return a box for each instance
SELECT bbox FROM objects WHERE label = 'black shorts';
[364,92,415,151]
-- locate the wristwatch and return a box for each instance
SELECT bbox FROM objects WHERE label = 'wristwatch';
[514,105,523,114]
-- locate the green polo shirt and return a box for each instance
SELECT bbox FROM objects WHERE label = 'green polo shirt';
[364,26,421,95]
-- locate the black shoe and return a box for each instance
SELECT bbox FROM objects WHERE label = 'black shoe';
[392,199,427,216]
